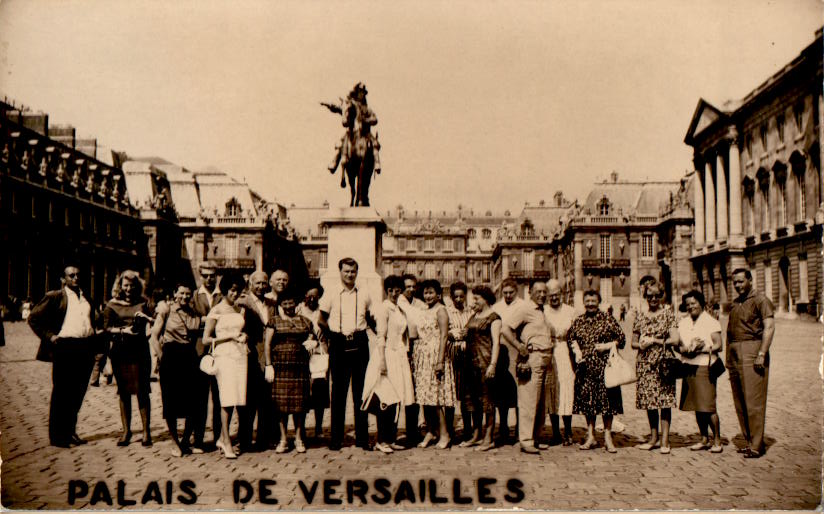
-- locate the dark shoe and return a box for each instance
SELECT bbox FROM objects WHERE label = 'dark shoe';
[52,440,73,448]
[117,431,132,446]
[105,375,113,385]
[71,434,88,445]
[549,435,563,446]
[520,444,540,454]
[357,443,373,452]
[743,448,762,459]
[142,436,153,447]
[736,446,751,454]
[329,442,342,451]
[563,436,574,447]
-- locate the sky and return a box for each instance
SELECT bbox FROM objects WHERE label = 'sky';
[0,0,821,216]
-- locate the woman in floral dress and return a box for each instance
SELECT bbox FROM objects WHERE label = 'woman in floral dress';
[411,279,456,449]
[568,289,626,453]
[631,281,678,453]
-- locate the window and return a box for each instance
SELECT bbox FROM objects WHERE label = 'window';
[761,187,770,230]
[599,235,611,263]
[398,238,407,251]
[747,195,756,235]
[424,262,437,279]
[482,228,492,239]
[434,238,442,251]
[483,263,490,281]
[641,233,654,258]
[319,250,328,270]
[598,197,610,216]
[225,197,241,217]
[523,250,534,273]
[798,172,807,220]
[225,237,238,261]
[406,261,416,276]
[794,101,805,131]
[777,180,787,227]
[443,262,454,280]
[416,238,424,252]
[776,115,785,144]
[453,238,462,252]
[746,133,753,158]
[760,123,768,150]
[383,263,393,277]
[424,238,434,251]
[467,228,476,239]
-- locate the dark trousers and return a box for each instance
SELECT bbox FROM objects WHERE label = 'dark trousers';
[727,341,769,453]
[49,337,96,444]
[238,358,277,449]
[192,369,221,446]
[329,331,369,447]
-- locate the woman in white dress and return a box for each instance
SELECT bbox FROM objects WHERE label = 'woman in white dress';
[202,273,248,459]
[363,275,415,453]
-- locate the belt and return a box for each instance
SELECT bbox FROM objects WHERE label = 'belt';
[526,343,552,353]
[729,339,761,344]
[333,330,366,351]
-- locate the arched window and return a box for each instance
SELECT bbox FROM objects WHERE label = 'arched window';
[773,162,787,228]
[742,177,756,236]
[790,152,807,221]
[597,196,610,216]
[756,168,770,231]
[482,228,492,239]
[467,228,476,239]
[225,197,241,217]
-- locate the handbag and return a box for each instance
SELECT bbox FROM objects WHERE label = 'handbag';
[309,350,329,379]
[660,346,685,381]
[515,352,532,381]
[199,341,218,376]
[604,345,636,388]
[708,351,726,381]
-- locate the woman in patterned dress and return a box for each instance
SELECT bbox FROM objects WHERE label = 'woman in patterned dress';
[264,290,315,454]
[568,289,626,453]
[412,279,456,449]
[104,270,154,447]
[460,285,502,451]
[202,272,249,459]
[631,281,678,454]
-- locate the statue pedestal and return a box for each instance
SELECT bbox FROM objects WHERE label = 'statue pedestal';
[320,207,386,304]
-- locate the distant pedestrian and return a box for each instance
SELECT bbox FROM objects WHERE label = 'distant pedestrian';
[104,270,153,447]
[727,268,774,459]
[619,304,627,322]
[677,290,723,453]
[28,266,100,447]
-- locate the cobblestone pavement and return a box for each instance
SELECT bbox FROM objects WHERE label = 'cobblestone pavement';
[1,318,821,510]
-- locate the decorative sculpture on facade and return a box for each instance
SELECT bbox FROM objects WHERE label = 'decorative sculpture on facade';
[322,82,381,207]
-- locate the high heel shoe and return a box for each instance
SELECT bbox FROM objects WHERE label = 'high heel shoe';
[217,440,236,459]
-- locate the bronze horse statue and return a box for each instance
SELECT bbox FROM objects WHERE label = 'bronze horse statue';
[322,83,381,207]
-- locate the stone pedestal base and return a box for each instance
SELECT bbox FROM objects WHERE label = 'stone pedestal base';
[319,207,386,304]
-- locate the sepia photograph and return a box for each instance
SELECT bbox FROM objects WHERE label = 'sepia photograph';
[0,0,821,510]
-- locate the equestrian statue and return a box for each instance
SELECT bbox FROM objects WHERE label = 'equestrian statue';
[321,82,381,207]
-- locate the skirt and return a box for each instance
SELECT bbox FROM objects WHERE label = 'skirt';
[271,341,310,414]
[310,378,330,410]
[549,343,575,416]
[679,364,717,413]
[214,341,248,407]
[110,336,151,397]
[159,342,198,420]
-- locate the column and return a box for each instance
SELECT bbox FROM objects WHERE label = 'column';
[704,159,716,243]
[693,163,705,246]
[728,137,743,237]
[716,152,728,239]
[573,240,583,310]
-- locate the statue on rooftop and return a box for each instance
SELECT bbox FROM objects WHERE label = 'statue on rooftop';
[321,82,381,207]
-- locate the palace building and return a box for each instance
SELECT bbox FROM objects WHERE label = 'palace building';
[684,27,822,316]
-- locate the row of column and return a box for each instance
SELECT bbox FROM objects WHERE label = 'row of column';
[693,135,743,246]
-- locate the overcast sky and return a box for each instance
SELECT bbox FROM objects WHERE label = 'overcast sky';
[0,0,820,215]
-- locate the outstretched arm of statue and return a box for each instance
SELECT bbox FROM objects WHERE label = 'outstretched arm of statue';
[320,101,342,115]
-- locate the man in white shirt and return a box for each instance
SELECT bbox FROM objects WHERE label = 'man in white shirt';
[543,279,577,445]
[265,269,289,303]
[492,278,522,444]
[318,257,375,451]
[29,266,99,448]
[447,281,473,442]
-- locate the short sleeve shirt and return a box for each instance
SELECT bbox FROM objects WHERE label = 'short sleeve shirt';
[677,311,722,365]
[728,289,774,343]
[318,283,372,335]
[504,299,552,350]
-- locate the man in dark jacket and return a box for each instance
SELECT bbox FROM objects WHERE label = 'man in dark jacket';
[28,266,100,447]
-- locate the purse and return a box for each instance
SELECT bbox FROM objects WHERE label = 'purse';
[199,341,218,376]
[309,350,329,379]
[660,345,685,381]
[708,351,726,381]
[604,345,636,388]
[515,353,532,381]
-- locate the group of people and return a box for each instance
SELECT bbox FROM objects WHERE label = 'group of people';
[26,259,774,459]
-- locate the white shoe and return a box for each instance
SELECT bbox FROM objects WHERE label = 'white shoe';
[375,442,394,454]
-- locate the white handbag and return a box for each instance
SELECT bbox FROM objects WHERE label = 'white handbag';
[309,351,329,379]
[604,345,636,388]
[199,342,218,376]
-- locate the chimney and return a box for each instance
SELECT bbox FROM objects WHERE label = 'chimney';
[610,171,619,183]
[21,111,48,135]
[554,190,564,206]
[50,124,76,149]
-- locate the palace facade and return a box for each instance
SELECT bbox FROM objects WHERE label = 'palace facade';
[684,27,823,316]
